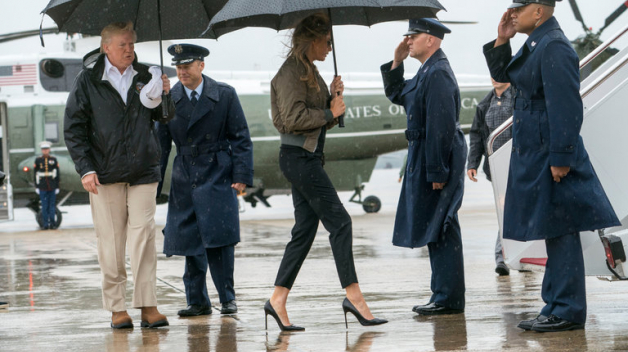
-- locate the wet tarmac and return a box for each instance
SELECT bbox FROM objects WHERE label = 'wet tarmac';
[2,169,628,351]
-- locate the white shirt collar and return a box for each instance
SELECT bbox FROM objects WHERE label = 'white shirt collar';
[102,56,137,104]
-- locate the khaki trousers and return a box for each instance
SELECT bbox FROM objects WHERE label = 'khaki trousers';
[89,182,158,312]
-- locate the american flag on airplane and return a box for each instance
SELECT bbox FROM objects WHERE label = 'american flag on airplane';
[0,64,38,86]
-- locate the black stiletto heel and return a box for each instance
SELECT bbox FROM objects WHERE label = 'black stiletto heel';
[342,298,388,328]
[264,300,305,332]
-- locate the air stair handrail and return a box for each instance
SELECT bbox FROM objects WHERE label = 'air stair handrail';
[579,23,628,70]
[488,23,628,156]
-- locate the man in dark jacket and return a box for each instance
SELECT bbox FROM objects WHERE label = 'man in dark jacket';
[64,22,175,329]
[381,18,467,315]
[158,44,253,317]
[467,79,514,276]
[34,141,60,230]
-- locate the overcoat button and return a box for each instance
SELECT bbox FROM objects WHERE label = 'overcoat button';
[187,137,192,142]
[191,162,195,166]
[192,184,196,189]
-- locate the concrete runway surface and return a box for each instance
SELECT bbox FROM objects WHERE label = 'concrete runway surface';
[1,169,628,352]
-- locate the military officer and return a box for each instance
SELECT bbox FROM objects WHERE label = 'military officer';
[381,18,468,315]
[158,44,254,316]
[34,141,60,229]
[484,0,620,332]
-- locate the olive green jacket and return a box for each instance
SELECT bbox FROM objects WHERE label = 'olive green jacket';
[271,57,336,152]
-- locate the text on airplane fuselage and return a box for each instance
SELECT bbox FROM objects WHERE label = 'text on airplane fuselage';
[266,98,479,120]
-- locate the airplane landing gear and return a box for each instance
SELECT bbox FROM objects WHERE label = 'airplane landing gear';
[348,185,381,214]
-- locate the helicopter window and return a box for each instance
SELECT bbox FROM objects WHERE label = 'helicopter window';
[44,122,59,143]
[40,59,65,79]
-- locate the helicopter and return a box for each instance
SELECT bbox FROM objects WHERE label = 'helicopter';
[0,31,493,229]
[567,0,627,78]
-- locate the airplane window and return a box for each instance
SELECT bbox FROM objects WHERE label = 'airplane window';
[40,59,65,79]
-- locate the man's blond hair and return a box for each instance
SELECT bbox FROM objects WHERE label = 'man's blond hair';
[100,22,137,53]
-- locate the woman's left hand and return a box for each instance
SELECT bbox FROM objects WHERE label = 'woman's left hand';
[330,75,344,96]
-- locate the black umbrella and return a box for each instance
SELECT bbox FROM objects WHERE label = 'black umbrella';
[40,0,229,116]
[203,0,445,126]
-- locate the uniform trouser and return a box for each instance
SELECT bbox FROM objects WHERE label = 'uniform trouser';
[39,190,56,227]
[89,182,158,312]
[274,147,358,289]
[427,214,465,310]
[184,245,236,306]
[539,233,586,324]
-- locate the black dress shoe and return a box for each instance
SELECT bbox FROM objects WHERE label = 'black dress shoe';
[178,305,211,317]
[495,262,510,276]
[517,314,547,330]
[412,302,432,313]
[221,300,238,314]
[531,315,585,332]
[414,302,463,315]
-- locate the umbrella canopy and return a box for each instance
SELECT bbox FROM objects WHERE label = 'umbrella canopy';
[41,0,229,117]
[203,0,445,127]
[204,0,445,39]
[41,0,227,41]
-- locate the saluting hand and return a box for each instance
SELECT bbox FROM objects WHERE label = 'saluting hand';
[496,10,517,46]
[162,74,171,94]
[551,166,570,183]
[392,39,409,69]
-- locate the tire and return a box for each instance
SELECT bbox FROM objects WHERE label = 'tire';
[36,207,63,229]
[362,196,381,213]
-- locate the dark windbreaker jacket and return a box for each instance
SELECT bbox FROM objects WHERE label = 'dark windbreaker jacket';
[64,49,175,185]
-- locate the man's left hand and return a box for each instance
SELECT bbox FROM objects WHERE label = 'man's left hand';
[231,183,246,193]
[551,166,570,183]
[162,74,171,94]
[433,182,446,190]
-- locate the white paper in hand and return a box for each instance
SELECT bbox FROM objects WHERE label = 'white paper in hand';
[140,66,163,109]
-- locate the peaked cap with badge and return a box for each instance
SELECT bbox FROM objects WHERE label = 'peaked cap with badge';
[508,0,562,8]
[168,44,210,65]
[403,18,451,39]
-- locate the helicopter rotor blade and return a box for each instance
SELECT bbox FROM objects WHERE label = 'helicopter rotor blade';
[598,1,628,35]
[0,27,58,44]
[568,0,589,33]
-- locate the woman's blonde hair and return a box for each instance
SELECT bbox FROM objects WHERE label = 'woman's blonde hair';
[100,22,137,53]
[288,13,331,91]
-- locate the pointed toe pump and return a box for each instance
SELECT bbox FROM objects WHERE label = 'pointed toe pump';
[342,298,388,328]
[264,300,305,332]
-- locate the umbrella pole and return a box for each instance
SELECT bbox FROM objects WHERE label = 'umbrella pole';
[327,8,344,128]
[157,0,169,118]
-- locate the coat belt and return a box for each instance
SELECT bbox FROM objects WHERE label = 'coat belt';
[514,98,546,111]
[177,141,230,157]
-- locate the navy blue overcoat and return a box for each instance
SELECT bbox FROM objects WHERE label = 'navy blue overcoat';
[484,17,619,241]
[158,75,254,256]
[381,49,467,248]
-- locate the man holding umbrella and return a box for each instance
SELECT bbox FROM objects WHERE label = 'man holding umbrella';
[65,22,174,329]
[381,18,467,315]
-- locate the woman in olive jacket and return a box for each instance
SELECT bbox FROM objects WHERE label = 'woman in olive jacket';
[264,13,387,331]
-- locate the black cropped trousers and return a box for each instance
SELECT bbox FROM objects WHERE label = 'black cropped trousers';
[274,146,358,289]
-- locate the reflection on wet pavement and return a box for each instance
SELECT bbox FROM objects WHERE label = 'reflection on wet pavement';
[2,182,628,351]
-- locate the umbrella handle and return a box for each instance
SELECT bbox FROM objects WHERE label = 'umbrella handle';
[161,93,170,119]
[327,9,343,128]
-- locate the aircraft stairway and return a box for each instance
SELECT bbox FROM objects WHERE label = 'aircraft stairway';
[486,23,628,278]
